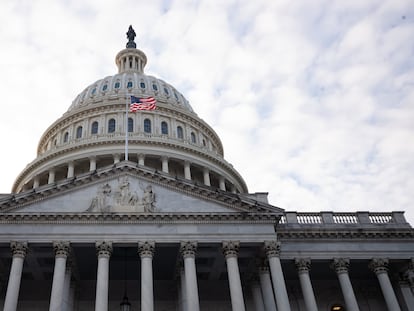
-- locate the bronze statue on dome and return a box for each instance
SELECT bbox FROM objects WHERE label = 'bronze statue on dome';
[126,25,136,48]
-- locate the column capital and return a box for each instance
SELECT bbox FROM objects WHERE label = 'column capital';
[331,258,350,274]
[10,241,28,258]
[369,258,389,274]
[222,240,240,259]
[96,241,113,258]
[264,240,281,258]
[53,241,70,258]
[295,258,311,273]
[181,241,197,258]
[138,241,155,258]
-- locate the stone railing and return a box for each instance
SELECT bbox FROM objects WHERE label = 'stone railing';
[278,211,411,229]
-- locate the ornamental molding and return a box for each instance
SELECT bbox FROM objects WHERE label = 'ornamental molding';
[277,229,414,239]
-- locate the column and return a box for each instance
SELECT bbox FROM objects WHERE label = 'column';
[161,156,169,174]
[331,258,360,311]
[4,242,28,311]
[399,278,414,311]
[295,258,318,311]
[95,241,112,311]
[264,241,291,311]
[184,161,191,180]
[62,266,73,311]
[258,266,277,311]
[180,268,188,311]
[369,258,401,311]
[222,241,246,311]
[33,176,40,189]
[48,169,55,184]
[251,280,265,311]
[67,162,74,178]
[49,241,70,311]
[180,241,200,311]
[219,176,226,191]
[89,156,97,171]
[139,241,155,311]
[138,154,145,166]
[113,154,121,164]
[203,168,211,186]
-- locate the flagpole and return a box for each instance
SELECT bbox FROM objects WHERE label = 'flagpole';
[125,94,129,161]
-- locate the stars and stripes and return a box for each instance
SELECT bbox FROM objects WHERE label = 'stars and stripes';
[129,96,157,112]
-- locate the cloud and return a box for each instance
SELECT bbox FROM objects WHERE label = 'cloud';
[0,0,413,225]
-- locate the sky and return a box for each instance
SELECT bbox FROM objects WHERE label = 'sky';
[0,0,413,224]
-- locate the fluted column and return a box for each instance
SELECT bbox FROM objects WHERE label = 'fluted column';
[62,266,73,311]
[180,268,188,311]
[184,161,191,180]
[48,169,55,184]
[203,168,211,186]
[95,241,112,311]
[222,241,246,311]
[113,154,121,164]
[332,258,360,311]
[264,240,291,311]
[139,241,155,311]
[258,266,277,311]
[399,278,414,311]
[89,156,97,171]
[161,156,169,173]
[369,258,401,311]
[295,258,318,311]
[219,177,226,191]
[138,154,145,166]
[251,280,265,311]
[33,176,40,188]
[49,241,70,311]
[180,241,200,311]
[4,242,28,311]
[67,162,74,178]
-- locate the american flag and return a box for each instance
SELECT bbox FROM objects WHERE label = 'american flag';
[130,96,157,112]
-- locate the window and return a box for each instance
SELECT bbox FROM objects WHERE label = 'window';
[63,132,69,143]
[152,83,158,91]
[144,119,151,133]
[191,132,196,143]
[140,82,146,89]
[127,81,133,88]
[114,82,120,89]
[177,126,183,139]
[91,88,96,95]
[203,139,206,147]
[128,118,133,132]
[161,121,168,135]
[174,92,179,100]
[164,87,169,95]
[91,121,99,134]
[102,84,108,91]
[108,119,116,133]
[76,126,83,139]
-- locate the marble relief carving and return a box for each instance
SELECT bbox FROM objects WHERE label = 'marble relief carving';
[87,177,156,213]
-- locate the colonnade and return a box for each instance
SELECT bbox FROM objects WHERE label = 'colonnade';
[2,241,414,311]
[29,154,238,193]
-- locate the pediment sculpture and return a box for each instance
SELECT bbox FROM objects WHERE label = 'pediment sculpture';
[87,177,156,213]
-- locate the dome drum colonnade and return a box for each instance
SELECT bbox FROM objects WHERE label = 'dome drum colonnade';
[12,30,247,195]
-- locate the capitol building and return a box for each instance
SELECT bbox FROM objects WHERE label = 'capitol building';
[0,27,413,311]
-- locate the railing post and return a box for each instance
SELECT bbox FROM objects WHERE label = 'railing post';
[320,212,334,224]
[392,212,408,224]
[285,212,298,224]
[356,212,370,224]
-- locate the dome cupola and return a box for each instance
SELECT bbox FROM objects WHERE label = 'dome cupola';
[12,26,248,196]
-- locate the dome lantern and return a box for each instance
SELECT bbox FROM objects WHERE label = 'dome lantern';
[115,25,147,74]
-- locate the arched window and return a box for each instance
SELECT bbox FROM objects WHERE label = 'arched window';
[144,119,151,133]
[191,132,196,143]
[91,121,99,134]
[76,126,83,139]
[108,118,116,133]
[203,139,206,147]
[127,81,133,88]
[102,84,108,91]
[152,83,158,91]
[63,132,69,143]
[161,121,168,135]
[114,82,120,89]
[140,82,146,89]
[128,118,133,132]
[177,126,183,139]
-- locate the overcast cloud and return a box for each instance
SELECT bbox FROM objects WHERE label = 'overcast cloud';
[0,0,413,223]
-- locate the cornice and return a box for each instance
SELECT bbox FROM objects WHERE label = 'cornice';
[277,228,414,239]
[0,212,279,225]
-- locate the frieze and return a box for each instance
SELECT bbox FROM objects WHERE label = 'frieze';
[86,176,156,213]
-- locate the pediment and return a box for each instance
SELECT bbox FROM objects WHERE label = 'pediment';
[0,162,284,216]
